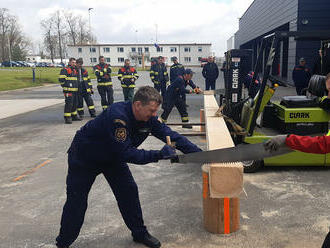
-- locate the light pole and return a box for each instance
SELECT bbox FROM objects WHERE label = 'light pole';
[7,34,12,67]
[135,29,138,44]
[155,24,158,43]
[88,8,93,43]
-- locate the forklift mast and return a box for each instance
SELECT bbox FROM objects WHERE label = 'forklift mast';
[223,49,252,123]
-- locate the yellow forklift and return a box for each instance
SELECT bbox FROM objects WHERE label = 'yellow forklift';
[219,31,330,172]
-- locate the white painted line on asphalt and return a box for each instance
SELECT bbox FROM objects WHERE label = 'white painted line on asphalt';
[0,99,63,120]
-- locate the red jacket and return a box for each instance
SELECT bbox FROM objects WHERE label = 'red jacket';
[286,134,330,154]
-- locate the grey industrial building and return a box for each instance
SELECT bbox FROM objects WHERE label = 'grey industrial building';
[235,0,330,82]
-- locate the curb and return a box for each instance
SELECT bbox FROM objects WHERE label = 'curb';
[0,84,58,95]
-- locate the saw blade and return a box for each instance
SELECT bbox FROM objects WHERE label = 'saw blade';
[176,143,292,164]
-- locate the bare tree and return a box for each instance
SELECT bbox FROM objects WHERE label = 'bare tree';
[77,16,96,45]
[0,8,12,61]
[64,11,78,46]
[53,10,65,63]
[41,18,57,63]
[0,8,30,61]
[40,9,97,61]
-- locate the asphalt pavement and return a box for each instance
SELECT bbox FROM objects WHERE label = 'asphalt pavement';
[0,68,329,248]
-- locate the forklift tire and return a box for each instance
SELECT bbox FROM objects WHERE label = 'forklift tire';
[308,74,326,97]
[242,160,264,173]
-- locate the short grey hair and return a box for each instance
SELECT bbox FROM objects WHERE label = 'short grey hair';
[133,86,162,106]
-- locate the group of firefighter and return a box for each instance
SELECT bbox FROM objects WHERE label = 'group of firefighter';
[58,55,202,126]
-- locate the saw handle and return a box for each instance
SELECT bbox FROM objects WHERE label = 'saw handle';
[166,136,179,163]
[166,136,172,146]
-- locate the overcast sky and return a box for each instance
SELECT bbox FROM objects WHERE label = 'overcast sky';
[2,0,254,56]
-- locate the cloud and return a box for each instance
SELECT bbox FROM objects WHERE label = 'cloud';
[1,0,254,55]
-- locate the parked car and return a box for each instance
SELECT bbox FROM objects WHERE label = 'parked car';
[55,63,64,68]
[17,61,30,67]
[15,61,26,67]
[26,62,36,67]
[36,62,48,67]
[2,61,20,67]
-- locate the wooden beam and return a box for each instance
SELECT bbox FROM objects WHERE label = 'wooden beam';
[202,94,243,234]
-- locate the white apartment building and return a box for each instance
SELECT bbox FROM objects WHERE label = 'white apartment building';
[67,43,212,67]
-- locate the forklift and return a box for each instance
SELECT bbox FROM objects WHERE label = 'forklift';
[219,31,330,172]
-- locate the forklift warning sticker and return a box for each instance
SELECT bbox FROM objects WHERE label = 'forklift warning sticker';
[232,93,238,103]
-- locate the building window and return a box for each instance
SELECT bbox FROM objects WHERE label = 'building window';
[78,47,82,53]
[170,47,177,52]
[138,58,142,65]
[198,47,202,52]
[90,58,97,63]
[184,47,191,52]
[157,47,163,52]
[144,47,149,52]
[117,47,124,52]
[131,47,136,52]
[118,57,125,63]
[106,57,110,63]
[184,57,191,62]
[103,47,110,53]
[90,47,96,53]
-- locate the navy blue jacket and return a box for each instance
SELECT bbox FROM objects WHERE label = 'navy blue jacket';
[69,101,201,164]
[165,76,195,100]
[150,63,169,84]
[170,63,185,83]
[202,62,219,80]
[292,65,311,88]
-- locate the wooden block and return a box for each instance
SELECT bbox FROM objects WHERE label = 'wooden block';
[209,163,243,198]
[202,165,240,234]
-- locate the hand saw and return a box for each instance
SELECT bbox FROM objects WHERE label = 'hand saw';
[173,143,292,164]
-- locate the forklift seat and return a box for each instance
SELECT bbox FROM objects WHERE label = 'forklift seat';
[280,96,319,108]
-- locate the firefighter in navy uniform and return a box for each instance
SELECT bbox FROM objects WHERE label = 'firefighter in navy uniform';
[170,57,185,83]
[58,58,82,124]
[118,59,139,102]
[150,56,169,98]
[202,56,219,90]
[76,58,96,118]
[55,86,202,248]
[292,57,311,95]
[160,69,201,129]
[94,56,114,110]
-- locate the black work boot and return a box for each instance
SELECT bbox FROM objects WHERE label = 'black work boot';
[64,117,72,124]
[182,123,192,129]
[133,232,161,248]
[90,111,96,118]
[71,115,82,121]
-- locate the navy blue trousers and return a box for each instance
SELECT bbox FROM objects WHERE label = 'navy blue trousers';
[205,79,216,90]
[56,154,147,247]
[154,82,167,98]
